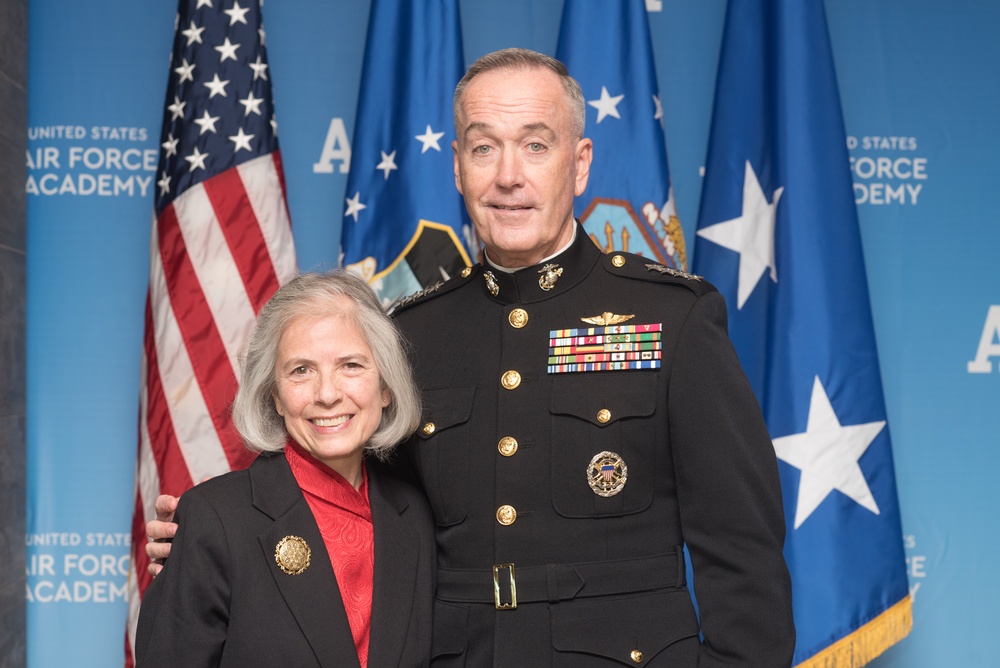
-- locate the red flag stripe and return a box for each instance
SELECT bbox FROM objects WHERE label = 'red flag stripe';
[157,206,245,469]
[237,154,297,289]
[147,224,233,481]
[203,164,281,313]
[142,298,195,496]
[172,180,258,377]
[156,205,248,470]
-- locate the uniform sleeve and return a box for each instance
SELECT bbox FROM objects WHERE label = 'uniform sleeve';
[668,290,795,667]
[135,488,231,667]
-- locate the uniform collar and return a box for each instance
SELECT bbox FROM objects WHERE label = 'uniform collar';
[479,222,601,305]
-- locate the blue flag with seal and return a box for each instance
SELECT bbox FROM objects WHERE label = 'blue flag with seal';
[555,0,686,271]
[340,0,472,304]
[693,1,912,665]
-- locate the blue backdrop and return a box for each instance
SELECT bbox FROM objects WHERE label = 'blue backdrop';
[25,1,1000,665]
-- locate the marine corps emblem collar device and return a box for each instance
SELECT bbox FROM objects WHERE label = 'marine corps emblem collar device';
[538,263,563,291]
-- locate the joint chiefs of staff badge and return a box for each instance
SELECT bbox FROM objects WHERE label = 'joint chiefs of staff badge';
[587,451,628,497]
[275,535,311,575]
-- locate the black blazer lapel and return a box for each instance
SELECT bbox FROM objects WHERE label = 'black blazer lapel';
[366,471,420,667]
[251,453,362,668]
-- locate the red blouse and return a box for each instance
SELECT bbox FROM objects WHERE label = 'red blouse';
[284,441,374,668]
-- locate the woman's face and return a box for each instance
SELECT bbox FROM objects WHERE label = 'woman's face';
[271,299,389,485]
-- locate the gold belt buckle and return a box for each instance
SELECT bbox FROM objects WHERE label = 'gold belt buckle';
[493,563,516,610]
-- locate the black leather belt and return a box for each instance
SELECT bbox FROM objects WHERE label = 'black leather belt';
[436,552,685,610]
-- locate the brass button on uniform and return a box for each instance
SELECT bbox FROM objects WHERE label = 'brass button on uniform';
[498,436,518,457]
[612,254,626,267]
[501,370,521,390]
[597,408,611,424]
[508,308,528,329]
[630,649,644,664]
[421,422,436,436]
[496,505,517,525]
[461,266,472,278]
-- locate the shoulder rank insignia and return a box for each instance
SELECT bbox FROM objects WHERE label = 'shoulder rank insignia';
[388,281,444,313]
[645,263,702,281]
[581,312,634,326]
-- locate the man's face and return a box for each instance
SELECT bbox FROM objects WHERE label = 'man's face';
[453,66,592,268]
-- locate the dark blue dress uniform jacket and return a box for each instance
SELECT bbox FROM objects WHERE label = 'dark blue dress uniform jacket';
[391,225,794,667]
[135,451,436,667]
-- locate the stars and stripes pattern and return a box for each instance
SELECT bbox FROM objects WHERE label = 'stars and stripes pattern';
[124,1,296,664]
[693,0,911,665]
[340,0,472,305]
[556,0,687,271]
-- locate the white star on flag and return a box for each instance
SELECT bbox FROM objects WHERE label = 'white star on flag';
[249,55,268,80]
[228,128,254,153]
[772,376,886,529]
[344,191,367,221]
[653,94,663,122]
[587,86,624,123]
[174,58,196,84]
[415,124,445,153]
[224,1,250,26]
[193,110,220,135]
[157,173,171,196]
[184,146,209,172]
[181,21,205,46]
[215,37,239,62]
[376,150,398,180]
[696,160,782,309]
[204,73,230,98]
[161,133,179,157]
[167,96,186,121]
[239,91,264,116]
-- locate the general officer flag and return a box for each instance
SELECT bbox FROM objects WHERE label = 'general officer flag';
[556,0,687,270]
[340,0,472,304]
[693,0,911,665]
[125,1,297,664]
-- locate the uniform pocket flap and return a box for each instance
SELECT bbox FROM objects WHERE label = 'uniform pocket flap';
[550,373,658,426]
[430,600,469,659]
[551,590,700,664]
[419,386,476,439]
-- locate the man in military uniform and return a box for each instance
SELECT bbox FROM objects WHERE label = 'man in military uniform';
[147,48,794,666]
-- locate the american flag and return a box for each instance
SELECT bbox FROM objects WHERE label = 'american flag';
[124,0,296,664]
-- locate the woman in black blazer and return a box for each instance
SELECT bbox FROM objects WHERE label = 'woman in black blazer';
[136,271,434,667]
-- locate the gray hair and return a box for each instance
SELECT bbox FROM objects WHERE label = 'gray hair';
[232,270,421,460]
[453,47,586,142]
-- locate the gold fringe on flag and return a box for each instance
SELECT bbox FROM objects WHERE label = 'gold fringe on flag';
[796,596,913,668]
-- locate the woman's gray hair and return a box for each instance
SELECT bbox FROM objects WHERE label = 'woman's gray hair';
[232,270,421,460]
[453,47,586,141]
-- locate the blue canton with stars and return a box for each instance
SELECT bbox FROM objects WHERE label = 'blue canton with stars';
[155,0,278,216]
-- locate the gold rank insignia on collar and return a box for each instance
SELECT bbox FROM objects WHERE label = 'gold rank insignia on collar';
[484,270,499,296]
[645,263,702,281]
[275,535,311,575]
[581,312,635,326]
[538,263,563,291]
